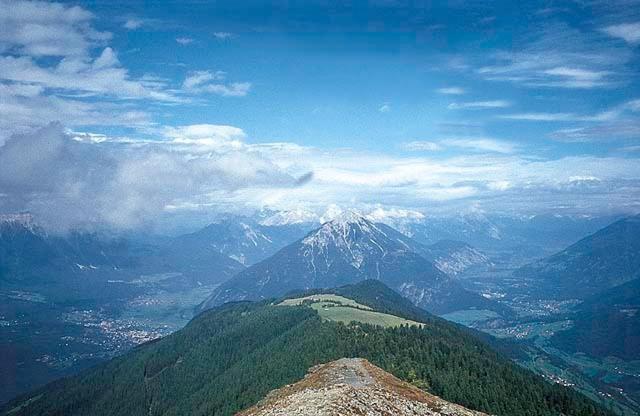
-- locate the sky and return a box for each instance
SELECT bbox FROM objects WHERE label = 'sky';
[1,0,640,231]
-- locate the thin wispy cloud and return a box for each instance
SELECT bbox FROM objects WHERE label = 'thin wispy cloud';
[404,138,516,154]
[476,23,630,89]
[500,113,577,122]
[378,103,391,113]
[448,100,510,110]
[550,123,640,142]
[403,141,443,151]
[501,99,638,123]
[214,32,233,39]
[437,87,465,95]
[176,37,194,45]
[440,137,517,153]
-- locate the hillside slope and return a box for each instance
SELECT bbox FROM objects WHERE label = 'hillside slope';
[2,281,609,416]
[551,278,640,360]
[239,358,487,416]
[513,215,640,299]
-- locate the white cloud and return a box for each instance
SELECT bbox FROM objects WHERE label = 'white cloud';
[378,103,391,113]
[0,0,110,58]
[501,98,640,124]
[162,124,246,151]
[182,70,251,97]
[403,141,443,151]
[0,52,178,101]
[365,206,425,223]
[476,23,630,89]
[130,136,640,220]
[123,18,144,30]
[183,70,225,88]
[176,37,194,45]
[440,137,516,153]
[0,83,153,145]
[448,100,511,110]
[550,122,640,142]
[601,22,640,44]
[437,87,465,95]
[500,112,576,122]
[214,32,233,39]
[198,82,251,97]
[0,123,305,231]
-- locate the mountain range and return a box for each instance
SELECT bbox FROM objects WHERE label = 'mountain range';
[200,212,510,315]
[170,218,312,266]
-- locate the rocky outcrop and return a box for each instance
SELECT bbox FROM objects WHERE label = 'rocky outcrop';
[237,358,489,416]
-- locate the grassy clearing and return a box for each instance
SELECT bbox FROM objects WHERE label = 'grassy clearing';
[277,294,423,328]
[278,294,372,309]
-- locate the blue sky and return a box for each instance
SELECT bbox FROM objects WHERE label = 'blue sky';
[1,0,639,230]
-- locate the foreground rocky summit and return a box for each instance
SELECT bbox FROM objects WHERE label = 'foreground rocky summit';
[238,358,488,416]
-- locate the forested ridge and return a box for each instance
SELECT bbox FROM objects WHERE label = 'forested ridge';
[2,281,611,416]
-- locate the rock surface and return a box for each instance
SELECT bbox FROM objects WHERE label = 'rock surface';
[237,358,489,416]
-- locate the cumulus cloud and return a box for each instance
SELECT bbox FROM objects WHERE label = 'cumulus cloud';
[182,70,251,96]
[601,22,640,44]
[0,50,177,101]
[0,1,252,144]
[0,0,109,57]
[0,1,184,142]
[162,124,247,151]
[0,123,307,231]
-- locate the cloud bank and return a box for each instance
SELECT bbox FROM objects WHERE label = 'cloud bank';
[0,123,305,231]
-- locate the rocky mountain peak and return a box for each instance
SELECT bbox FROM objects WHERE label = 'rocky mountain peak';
[238,358,488,416]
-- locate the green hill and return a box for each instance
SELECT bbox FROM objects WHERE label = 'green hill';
[277,294,424,327]
[2,281,610,416]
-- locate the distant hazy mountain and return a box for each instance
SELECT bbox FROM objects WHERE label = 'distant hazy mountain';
[0,216,244,300]
[3,280,607,416]
[199,212,508,315]
[551,278,640,360]
[513,215,640,299]
[423,240,493,277]
[404,213,621,254]
[171,218,311,266]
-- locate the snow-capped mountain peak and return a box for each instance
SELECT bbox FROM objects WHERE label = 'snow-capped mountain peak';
[301,212,406,270]
[0,213,43,235]
[259,209,319,226]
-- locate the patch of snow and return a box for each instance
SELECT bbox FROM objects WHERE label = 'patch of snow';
[260,209,319,226]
